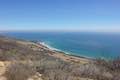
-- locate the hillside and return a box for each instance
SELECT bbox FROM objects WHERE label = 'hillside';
[0,36,120,80]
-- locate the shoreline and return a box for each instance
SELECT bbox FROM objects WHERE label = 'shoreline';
[38,42,62,52]
[39,41,93,60]
[37,41,93,62]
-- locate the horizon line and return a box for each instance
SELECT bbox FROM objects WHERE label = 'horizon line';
[1,29,120,33]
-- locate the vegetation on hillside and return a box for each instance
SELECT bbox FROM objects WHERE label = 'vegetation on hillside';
[0,36,120,80]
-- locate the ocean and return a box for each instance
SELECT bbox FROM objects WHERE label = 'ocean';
[2,32,120,59]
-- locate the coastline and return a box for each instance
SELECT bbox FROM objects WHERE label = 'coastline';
[37,41,92,63]
[38,42,62,52]
[38,41,93,60]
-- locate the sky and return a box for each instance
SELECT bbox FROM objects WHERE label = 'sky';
[0,0,120,32]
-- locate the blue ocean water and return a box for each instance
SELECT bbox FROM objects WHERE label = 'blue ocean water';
[2,32,120,59]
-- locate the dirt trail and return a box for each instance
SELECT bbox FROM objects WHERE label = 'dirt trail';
[0,61,7,80]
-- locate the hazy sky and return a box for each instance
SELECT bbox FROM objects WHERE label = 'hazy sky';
[0,0,120,32]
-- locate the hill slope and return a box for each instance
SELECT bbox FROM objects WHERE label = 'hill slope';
[0,36,120,80]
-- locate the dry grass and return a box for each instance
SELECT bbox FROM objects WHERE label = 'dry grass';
[5,62,36,80]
